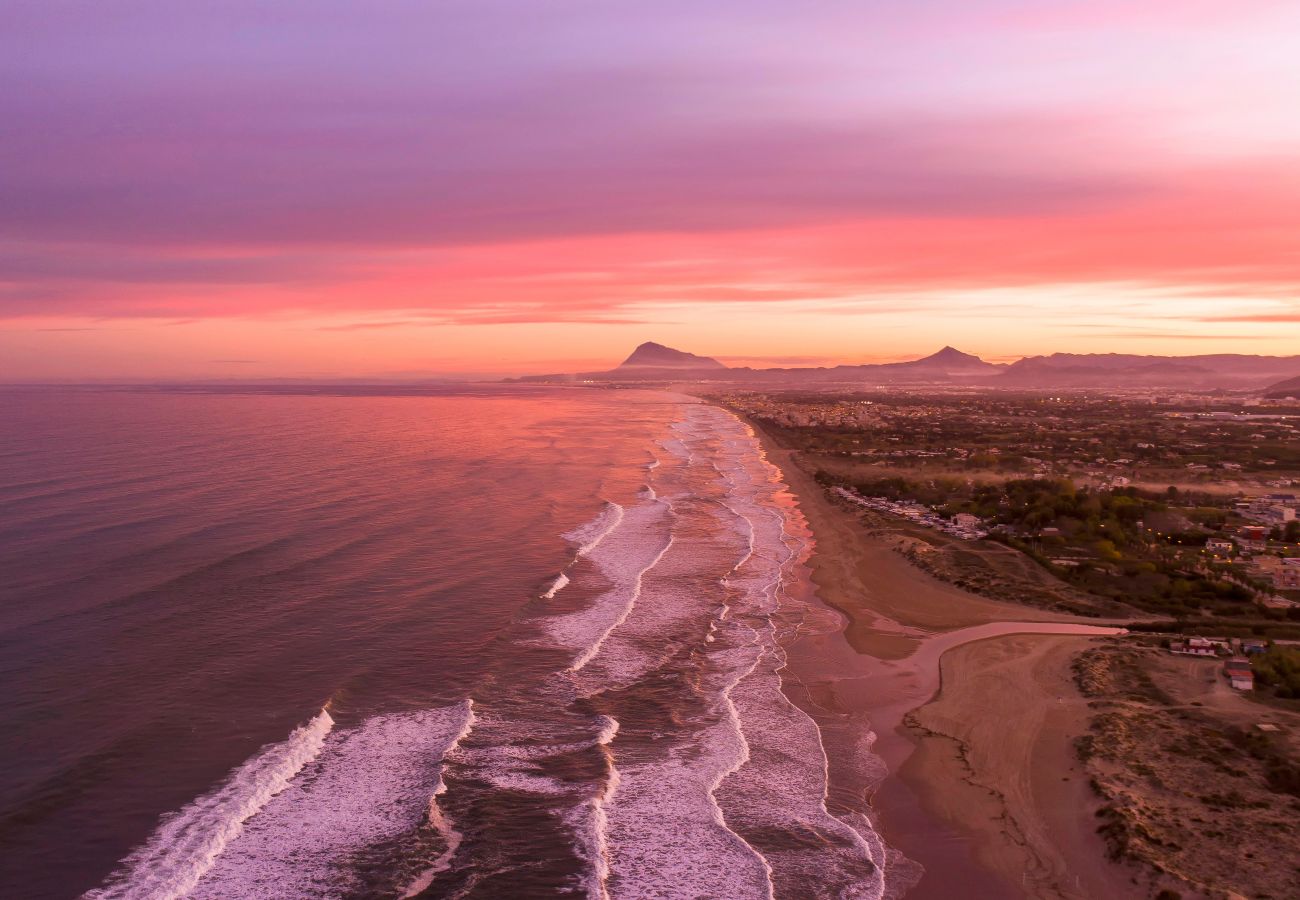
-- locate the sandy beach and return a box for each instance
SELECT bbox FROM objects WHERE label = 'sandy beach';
[745,419,1145,898]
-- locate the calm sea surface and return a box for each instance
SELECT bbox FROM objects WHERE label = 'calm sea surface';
[0,386,890,899]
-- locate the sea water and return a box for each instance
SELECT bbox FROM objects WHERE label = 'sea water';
[0,386,892,899]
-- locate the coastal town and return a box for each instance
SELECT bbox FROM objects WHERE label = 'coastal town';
[719,388,1300,692]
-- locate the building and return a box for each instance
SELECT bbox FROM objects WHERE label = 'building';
[1243,495,1297,525]
[1205,537,1234,555]
[1229,671,1256,691]
[1224,657,1254,691]
[1235,525,1269,552]
[1171,636,1227,657]
[953,513,981,529]
[1170,639,1216,657]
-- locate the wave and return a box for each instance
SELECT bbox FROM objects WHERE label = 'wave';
[576,715,620,900]
[84,708,334,900]
[186,703,476,897]
[540,501,625,604]
[567,530,674,673]
[541,572,570,599]
[564,501,624,557]
[400,700,477,898]
[545,492,675,673]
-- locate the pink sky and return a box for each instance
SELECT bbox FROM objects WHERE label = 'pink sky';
[3,1,1299,378]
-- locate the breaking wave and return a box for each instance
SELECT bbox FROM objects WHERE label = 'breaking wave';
[84,708,334,900]
[565,501,625,557]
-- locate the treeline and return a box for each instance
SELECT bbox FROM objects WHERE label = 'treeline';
[830,472,1263,618]
[1253,645,1300,699]
[845,474,1164,544]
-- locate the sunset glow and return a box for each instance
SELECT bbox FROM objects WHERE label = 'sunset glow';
[4,1,1300,378]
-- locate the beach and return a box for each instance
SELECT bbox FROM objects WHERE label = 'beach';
[745,416,1144,898]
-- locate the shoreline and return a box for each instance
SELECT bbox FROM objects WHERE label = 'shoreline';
[731,407,1143,898]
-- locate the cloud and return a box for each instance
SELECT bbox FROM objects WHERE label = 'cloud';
[1086,332,1276,340]
[315,321,422,331]
[3,1,1299,330]
[1197,312,1300,323]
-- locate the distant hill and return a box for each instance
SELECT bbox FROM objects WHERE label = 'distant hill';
[513,344,1300,390]
[618,342,726,369]
[1263,374,1300,399]
[998,353,1300,389]
[516,343,1001,384]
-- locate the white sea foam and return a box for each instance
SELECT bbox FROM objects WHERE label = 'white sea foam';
[546,496,675,672]
[588,410,775,898]
[601,703,775,899]
[178,702,473,898]
[565,501,625,557]
[595,403,889,899]
[709,408,887,898]
[542,572,570,598]
[401,700,478,898]
[84,708,334,900]
[576,715,620,900]
[567,530,673,673]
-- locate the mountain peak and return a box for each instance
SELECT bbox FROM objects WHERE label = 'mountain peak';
[921,346,980,363]
[908,346,995,371]
[619,342,727,369]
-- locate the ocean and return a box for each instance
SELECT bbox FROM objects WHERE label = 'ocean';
[0,385,891,899]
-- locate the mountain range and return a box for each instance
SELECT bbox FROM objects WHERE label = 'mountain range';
[517,342,1300,391]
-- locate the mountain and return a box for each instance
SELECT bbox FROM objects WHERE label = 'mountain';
[998,353,1300,389]
[513,345,1300,390]
[887,346,1001,374]
[1263,374,1300,399]
[516,344,1001,384]
[618,342,726,369]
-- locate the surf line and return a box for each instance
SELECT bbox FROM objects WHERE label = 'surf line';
[566,525,675,674]
[85,707,335,900]
[579,715,622,900]
[400,698,478,898]
[542,500,627,600]
[570,501,625,557]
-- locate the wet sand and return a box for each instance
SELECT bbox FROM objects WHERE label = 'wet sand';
[741,421,1140,898]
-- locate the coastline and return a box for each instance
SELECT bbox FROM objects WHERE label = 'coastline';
[731,407,1143,899]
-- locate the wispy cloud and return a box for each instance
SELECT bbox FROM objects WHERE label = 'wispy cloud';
[315,321,421,331]
[1197,312,1300,323]
[1086,332,1276,340]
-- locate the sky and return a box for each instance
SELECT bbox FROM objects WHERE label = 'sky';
[3,0,1300,379]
